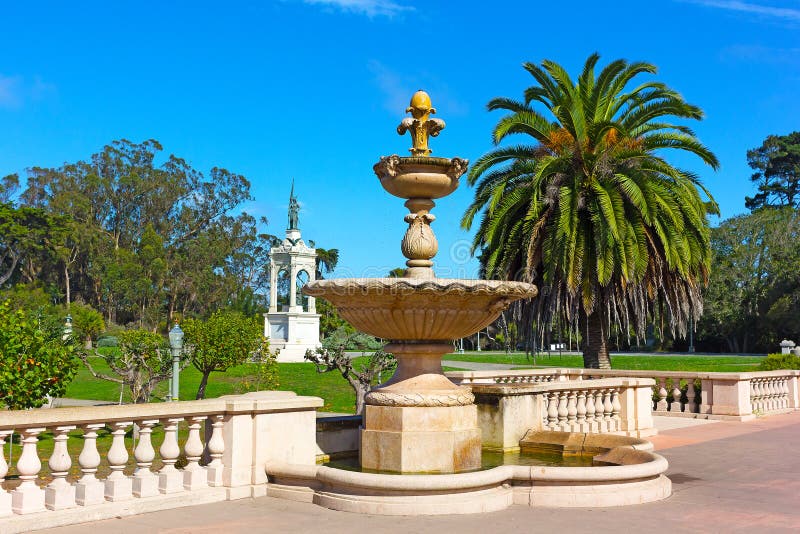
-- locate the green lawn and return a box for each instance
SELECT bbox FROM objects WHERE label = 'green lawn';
[443,352,765,372]
[66,357,365,413]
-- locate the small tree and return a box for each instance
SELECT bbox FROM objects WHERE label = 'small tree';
[80,329,181,403]
[0,300,79,410]
[305,331,396,414]
[70,302,106,349]
[183,310,265,399]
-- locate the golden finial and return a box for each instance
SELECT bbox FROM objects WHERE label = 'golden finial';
[397,90,446,157]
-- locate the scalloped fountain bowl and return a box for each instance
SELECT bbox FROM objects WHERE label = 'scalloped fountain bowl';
[303,277,536,341]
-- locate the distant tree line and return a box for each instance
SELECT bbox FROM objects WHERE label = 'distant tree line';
[1,139,279,334]
[695,132,800,353]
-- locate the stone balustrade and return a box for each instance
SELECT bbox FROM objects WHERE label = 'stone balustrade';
[470,377,656,451]
[448,368,800,421]
[0,391,322,533]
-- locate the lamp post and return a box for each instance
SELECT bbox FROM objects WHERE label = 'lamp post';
[62,314,73,341]
[168,323,184,402]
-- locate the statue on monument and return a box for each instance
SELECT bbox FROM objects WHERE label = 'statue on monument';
[288,181,300,230]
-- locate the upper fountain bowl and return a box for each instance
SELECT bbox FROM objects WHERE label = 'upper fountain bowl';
[303,278,536,341]
[373,155,469,200]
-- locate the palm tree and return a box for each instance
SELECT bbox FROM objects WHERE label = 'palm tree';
[387,267,407,278]
[462,54,719,368]
[315,247,339,280]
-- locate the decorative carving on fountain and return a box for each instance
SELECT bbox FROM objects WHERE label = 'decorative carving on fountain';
[396,90,446,157]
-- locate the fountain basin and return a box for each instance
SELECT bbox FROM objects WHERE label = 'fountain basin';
[265,431,671,515]
[302,278,536,340]
[373,155,468,199]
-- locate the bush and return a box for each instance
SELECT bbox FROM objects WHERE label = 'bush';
[96,335,119,348]
[758,353,800,371]
[0,300,80,409]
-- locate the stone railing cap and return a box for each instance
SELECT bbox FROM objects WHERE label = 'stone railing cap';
[0,391,324,430]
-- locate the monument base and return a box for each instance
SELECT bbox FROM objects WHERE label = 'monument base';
[360,404,481,473]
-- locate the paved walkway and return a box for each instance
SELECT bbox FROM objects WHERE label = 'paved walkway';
[43,411,800,534]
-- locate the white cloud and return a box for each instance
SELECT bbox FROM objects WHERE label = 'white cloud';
[301,0,413,18]
[684,1,800,22]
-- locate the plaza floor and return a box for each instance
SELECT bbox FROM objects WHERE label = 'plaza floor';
[43,411,800,534]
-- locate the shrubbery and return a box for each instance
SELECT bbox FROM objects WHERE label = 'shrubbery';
[0,300,79,409]
[758,353,800,371]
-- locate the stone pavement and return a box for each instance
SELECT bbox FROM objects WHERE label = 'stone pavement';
[42,412,800,534]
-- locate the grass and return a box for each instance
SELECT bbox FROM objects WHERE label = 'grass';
[442,352,765,372]
[65,356,363,413]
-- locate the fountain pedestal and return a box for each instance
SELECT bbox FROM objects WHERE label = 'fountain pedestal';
[361,405,481,473]
[359,342,481,473]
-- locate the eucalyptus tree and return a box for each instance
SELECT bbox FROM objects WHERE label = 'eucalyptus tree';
[462,54,719,368]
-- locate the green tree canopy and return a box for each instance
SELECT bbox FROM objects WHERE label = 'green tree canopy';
[745,132,800,211]
[462,54,718,368]
[698,207,800,353]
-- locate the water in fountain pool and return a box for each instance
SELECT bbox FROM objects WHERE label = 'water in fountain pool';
[323,449,595,474]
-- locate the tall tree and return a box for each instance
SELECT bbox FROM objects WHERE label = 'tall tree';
[462,54,719,368]
[698,208,800,352]
[18,139,257,329]
[745,132,800,211]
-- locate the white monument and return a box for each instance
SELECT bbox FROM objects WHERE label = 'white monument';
[264,184,321,362]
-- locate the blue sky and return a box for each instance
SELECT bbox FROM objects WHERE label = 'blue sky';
[2,0,799,278]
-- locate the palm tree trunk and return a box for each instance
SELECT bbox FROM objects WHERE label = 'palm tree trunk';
[582,311,612,369]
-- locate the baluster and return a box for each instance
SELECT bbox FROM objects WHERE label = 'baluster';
[585,390,597,432]
[105,421,133,501]
[611,388,622,432]
[45,425,76,510]
[133,420,159,497]
[183,416,207,490]
[685,378,697,413]
[780,378,789,410]
[767,378,776,411]
[670,379,683,412]
[541,394,550,428]
[11,427,46,514]
[576,390,588,432]
[765,378,774,411]
[656,378,668,411]
[0,431,13,516]
[158,418,184,494]
[750,379,761,413]
[769,378,781,411]
[543,392,555,430]
[75,423,105,506]
[603,389,614,431]
[567,391,578,431]
[206,415,225,486]
[595,389,606,431]
[557,391,569,431]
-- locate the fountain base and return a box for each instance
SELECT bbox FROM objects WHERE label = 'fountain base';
[360,404,481,473]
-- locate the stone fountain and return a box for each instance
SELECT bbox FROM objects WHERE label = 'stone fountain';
[304,90,537,473]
